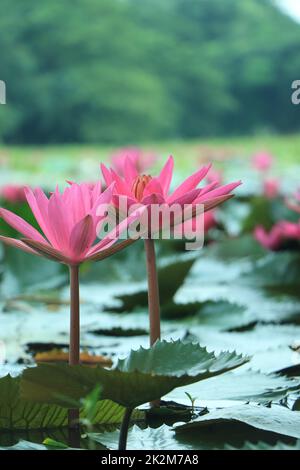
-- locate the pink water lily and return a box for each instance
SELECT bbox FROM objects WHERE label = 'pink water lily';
[102,155,241,221]
[0,179,144,411]
[255,219,300,251]
[252,152,274,172]
[254,224,284,251]
[263,178,280,199]
[0,182,139,266]
[1,184,27,203]
[111,147,157,177]
[102,155,241,364]
[281,221,300,240]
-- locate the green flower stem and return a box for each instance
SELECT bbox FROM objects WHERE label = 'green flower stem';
[144,239,161,346]
[118,408,133,451]
[68,264,80,432]
[144,239,161,408]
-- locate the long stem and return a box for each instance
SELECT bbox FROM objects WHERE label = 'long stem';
[68,264,80,434]
[118,408,133,451]
[144,239,161,346]
[69,264,80,365]
[144,239,161,408]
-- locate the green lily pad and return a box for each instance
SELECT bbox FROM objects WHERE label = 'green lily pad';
[0,375,133,430]
[167,370,300,403]
[21,340,249,408]
[175,404,300,439]
[226,440,300,450]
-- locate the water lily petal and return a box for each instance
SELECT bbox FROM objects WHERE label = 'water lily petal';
[0,207,48,244]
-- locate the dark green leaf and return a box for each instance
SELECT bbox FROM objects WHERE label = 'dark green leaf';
[21,340,249,408]
[0,375,132,430]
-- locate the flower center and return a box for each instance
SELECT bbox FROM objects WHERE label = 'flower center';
[131,175,152,201]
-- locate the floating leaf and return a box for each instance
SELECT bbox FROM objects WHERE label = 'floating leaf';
[21,340,249,409]
[175,404,300,439]
[34,349,113,367]
[0,375,134,430]
[167,370,300,403]
[0,440,51,451]
[89,425,199,451]
[226,440,300,450]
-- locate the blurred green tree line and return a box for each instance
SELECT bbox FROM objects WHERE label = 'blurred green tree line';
[0,0,299,144]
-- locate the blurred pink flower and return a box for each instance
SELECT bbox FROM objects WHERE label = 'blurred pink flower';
[263,178,280,199]
[0,182,140,265]
[111,147,157,177]
[255,217,300,251]
[286,189,300,215]
[1,185,27,203]
[252,152,273,172]
[280,221,300,240]
[205,168,223,185]
[254,224,284,250]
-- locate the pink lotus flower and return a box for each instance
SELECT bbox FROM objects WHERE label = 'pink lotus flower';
[255,218,300,251]
[1,185,27,203]
[205,168,223,185]
[111,147,157,177]
[280,221,300,240]
[254,224,284,251]
[252,152,273,172]
[102,155,240,353]
[263,178,280,199]
[0,182,140,265]
[101,156,241,227]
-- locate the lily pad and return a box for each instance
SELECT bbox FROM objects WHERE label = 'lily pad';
[226,440,300,450]
[21,340,249,408]
[0,375,132,430]
[167,370,300,403]
[175,404,300,439]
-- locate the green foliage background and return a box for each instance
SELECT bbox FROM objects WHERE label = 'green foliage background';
[0,0,299,144]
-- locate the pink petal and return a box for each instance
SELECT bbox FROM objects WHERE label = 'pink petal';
[168,164,212,203]
[88,207,146,255]
[158,156,174,196]
[143,178,164,198]
[112,194,137,211]
[196,181,241,203]
[48,194,70,252]
[197,181,219,197]
[69,214,96,259]
[170,188,202,206]
[25,187,56,246]
[101,163,114,187]
[0,207,48,244]
[0,235,41,256]
[86,238,136,263]
[141,193,165,206]
[202,194,234,212]
[110,169,133,197]
[91,181,102,205]
[21,238,70,263]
